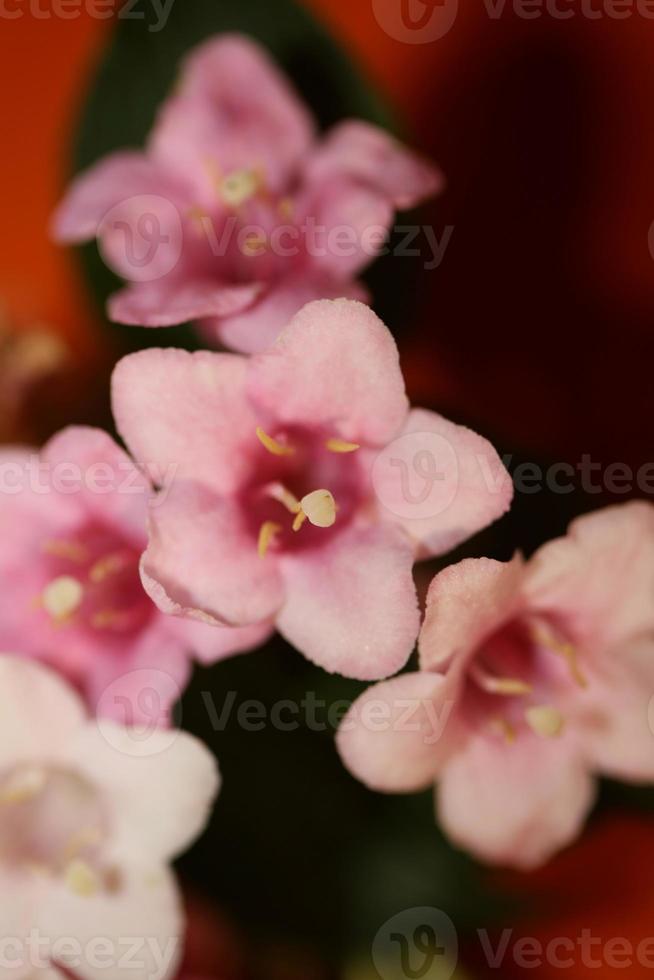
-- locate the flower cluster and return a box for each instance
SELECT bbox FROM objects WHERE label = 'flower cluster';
[2,30,653,979]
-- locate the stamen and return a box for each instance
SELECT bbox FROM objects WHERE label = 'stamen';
[0,767,46,805]
[91,610,127,630]
[220,168,261,208]
[278,198,294,219]
[534,627,588,689]
[266,483,301,515]
[491,718,517,744]
[258,521,282,559]
[256,426,295,457]
[292,510,307,533]
[64,859,100,898]
[298,489,337,529]
[525,705,565,739]
[241,233,267,256]
[470,665,533,697]
[326,438,360,454]
[42,576,84,622]
[43,540,87,563]
[89,552,130,584]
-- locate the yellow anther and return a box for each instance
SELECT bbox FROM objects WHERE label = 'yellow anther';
[278,198,294,219]
[326,438,360,454]
[525,705,565,739]
[258,521,282,559]
[534,628,588,689]
[43,540,87,563]
[42,576,84,622]
[241,233,267,256]
[471,665,533,697]
[91,610,124,630]
[292,510,307,533]
[0,768,46,805]
[491,718,517,745]
[256,427,295,457]
[64,859,100,898]
[220,168,261,208]
[89,553,130,584]
[299,489,337,529]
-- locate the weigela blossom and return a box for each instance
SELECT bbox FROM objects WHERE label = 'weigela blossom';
[0,655,218,980]
[52,34,441,354]
[112,299,513,680]
[0,427,270,722]
[337,502,654,868]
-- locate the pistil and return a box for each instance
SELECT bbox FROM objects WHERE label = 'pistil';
[42,576,84,623]
[525,705,565,738]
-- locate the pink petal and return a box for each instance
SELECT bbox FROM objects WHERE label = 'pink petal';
[247,298,409,446]
[372,408,514,558]
[38,866,182,980]
[51,151,191,244]
[151,34,315,193]
[438,733,595,870]
[305,120,443,210]
[276,522,420,680]
[141,481,284,628]
[108,279,262,328]
[206,275,369,355]
[0,870,44,980]
[65,722,219,864]
[419,556,525,672]
[526,501,654,654]
[337,672,455,792]
[41,426,149,547]
[166,615,273,666]
[0,657,85,770]
[112,348,259,496]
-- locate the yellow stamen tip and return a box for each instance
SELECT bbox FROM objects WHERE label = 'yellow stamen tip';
[256,427,295,457]
[89,553,129,584]
[42,576,84,622]
[292,510,307,533]
[300,489,337,529]
[220,168,261,208]
[525,705,565,739]
[258,521,282,558]
[64,859,100,898]
[326,438,360,454]
[491,718,517,745]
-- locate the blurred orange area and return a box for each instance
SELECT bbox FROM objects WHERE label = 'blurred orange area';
[466,813,654,979]
[0,6,110,361]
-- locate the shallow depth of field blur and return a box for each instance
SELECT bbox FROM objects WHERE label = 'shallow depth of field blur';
[2,1,654,977]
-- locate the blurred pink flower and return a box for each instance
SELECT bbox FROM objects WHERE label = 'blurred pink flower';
[52,34,441,354]
[0,426,271,723]
[337,502,654,869]
[112,299,512,680]
[0,655,218,980]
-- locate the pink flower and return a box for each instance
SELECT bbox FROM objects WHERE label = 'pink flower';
[112,299,512,680]
[0,427,270,723]
[0,655,218,980]
[337,502,654,869]
[52,34,441,354]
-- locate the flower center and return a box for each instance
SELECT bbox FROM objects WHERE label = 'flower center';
[0,765,110,896]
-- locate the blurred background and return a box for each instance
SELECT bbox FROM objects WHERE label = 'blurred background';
[1,0,653,976]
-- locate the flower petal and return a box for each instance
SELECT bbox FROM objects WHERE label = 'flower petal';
[112,348,258,497]
[526,501,654,654]
[247,298,409,446]
[166,615,273,666]
[141,481,284,628]
[0,657,85,769]
[206,275,369,355]
[419,556,525,672]
[438,733,595,870]
[65,722,219,864]
[38,865,182,980]
[0,870,45,980]
[151,34,315,193]
[337,672,455,793]
[372,408,514,558]
[108,279,262,329]
[305,120,442,210]
[276,522,419,679]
